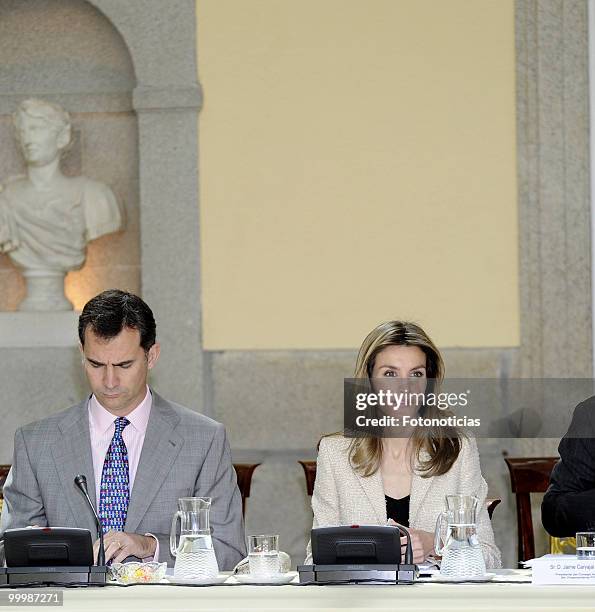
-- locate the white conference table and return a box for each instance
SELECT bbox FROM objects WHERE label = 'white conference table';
[20,571,595,612]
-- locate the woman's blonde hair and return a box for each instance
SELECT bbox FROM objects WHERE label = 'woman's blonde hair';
[347,320,461,478]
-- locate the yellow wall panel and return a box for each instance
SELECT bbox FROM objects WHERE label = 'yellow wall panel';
[197,0,518,349]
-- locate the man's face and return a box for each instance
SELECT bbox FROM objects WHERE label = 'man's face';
[17,114,64,167]
[81,327,160,416]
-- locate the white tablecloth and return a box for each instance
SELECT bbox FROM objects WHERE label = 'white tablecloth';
[14,570,595,612]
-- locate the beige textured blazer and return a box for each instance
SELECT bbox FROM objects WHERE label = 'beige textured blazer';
[305,435,501,568]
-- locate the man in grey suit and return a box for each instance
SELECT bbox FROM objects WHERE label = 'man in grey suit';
[0,289,246,568]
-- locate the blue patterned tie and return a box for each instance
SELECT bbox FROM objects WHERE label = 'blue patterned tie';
[98,417,130,533]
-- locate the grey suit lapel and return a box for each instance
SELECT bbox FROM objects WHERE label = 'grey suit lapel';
[50,399,97,533]
[125,392,184,533]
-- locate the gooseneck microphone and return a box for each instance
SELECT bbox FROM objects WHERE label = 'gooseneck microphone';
[74,474,105,567]
[396,525,414,565]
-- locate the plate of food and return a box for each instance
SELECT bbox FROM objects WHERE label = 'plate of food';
[109,561,168,584]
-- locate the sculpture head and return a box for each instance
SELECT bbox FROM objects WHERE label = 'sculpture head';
[13,99,72,167]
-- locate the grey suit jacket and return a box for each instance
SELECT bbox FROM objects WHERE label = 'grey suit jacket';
[0,391,246,569]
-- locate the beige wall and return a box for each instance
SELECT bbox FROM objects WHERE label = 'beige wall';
[196,0,518,350]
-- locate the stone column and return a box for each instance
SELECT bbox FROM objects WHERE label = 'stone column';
[135,92,205,411]
[516,0,592,378]
[90,0,207,412]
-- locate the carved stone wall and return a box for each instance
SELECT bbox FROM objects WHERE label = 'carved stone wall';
[0,0,139,309]
[0,1,142,469]
[517,0,592,379]
[0,0,204,435]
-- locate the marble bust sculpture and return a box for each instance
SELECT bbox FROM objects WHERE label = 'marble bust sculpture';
[0,99,123,311]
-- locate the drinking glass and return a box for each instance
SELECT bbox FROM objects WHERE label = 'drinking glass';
[576,532,595,558]
[247,534,280,577]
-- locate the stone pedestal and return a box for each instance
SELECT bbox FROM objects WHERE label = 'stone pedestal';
[0,312,79,347]
[19,270,73,312]
[0,312,87,464]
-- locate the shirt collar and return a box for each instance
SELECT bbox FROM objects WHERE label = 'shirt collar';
[88,386,152,435]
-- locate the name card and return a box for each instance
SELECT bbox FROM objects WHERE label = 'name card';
[532,554,595,585]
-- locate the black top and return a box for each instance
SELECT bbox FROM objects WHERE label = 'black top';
[542,397,595,536]
[385,494,410,527]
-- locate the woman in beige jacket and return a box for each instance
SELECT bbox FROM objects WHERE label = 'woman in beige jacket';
[305,320,501,569]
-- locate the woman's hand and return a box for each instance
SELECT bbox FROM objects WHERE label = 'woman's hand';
[401,529,434,563]
[388,520,434,563]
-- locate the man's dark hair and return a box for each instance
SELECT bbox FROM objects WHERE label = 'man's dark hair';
[78,289,156,351]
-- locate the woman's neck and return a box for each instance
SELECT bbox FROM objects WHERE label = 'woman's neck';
[382,437,412,461]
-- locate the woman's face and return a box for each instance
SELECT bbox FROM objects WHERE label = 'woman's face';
[370,345,427,417]
[371,344,427,380]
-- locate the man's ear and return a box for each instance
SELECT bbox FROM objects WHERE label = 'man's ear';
[79,342,85,365]
[147,343,160,370]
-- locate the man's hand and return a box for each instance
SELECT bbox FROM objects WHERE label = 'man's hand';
[93,530,157,564]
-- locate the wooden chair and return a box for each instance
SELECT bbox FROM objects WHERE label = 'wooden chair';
[0,465,10,515]
[504,456,559,563]
[299,459,501,519]
[486,498,501,519]
[233,463,260,517]
[298,460,317,496]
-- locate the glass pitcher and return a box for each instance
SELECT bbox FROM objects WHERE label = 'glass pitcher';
[170,497,219,580]
[434,494,487,577]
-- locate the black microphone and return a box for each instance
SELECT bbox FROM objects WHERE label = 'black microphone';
[74,474,105,567]
[396,525,414,565]
[394,524,417,583]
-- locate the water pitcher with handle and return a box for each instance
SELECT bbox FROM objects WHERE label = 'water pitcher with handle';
[170,497,219,580]
[434,494,487,577]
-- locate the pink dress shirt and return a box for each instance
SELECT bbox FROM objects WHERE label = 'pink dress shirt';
[88,386,158,560]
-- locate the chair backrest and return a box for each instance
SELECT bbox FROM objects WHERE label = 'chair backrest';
[0,464,10,514]
[298,460,317,497]
[233,463,260,517]
[504,456,559,562]
[486,498,501,519]
[0,465,9,490]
